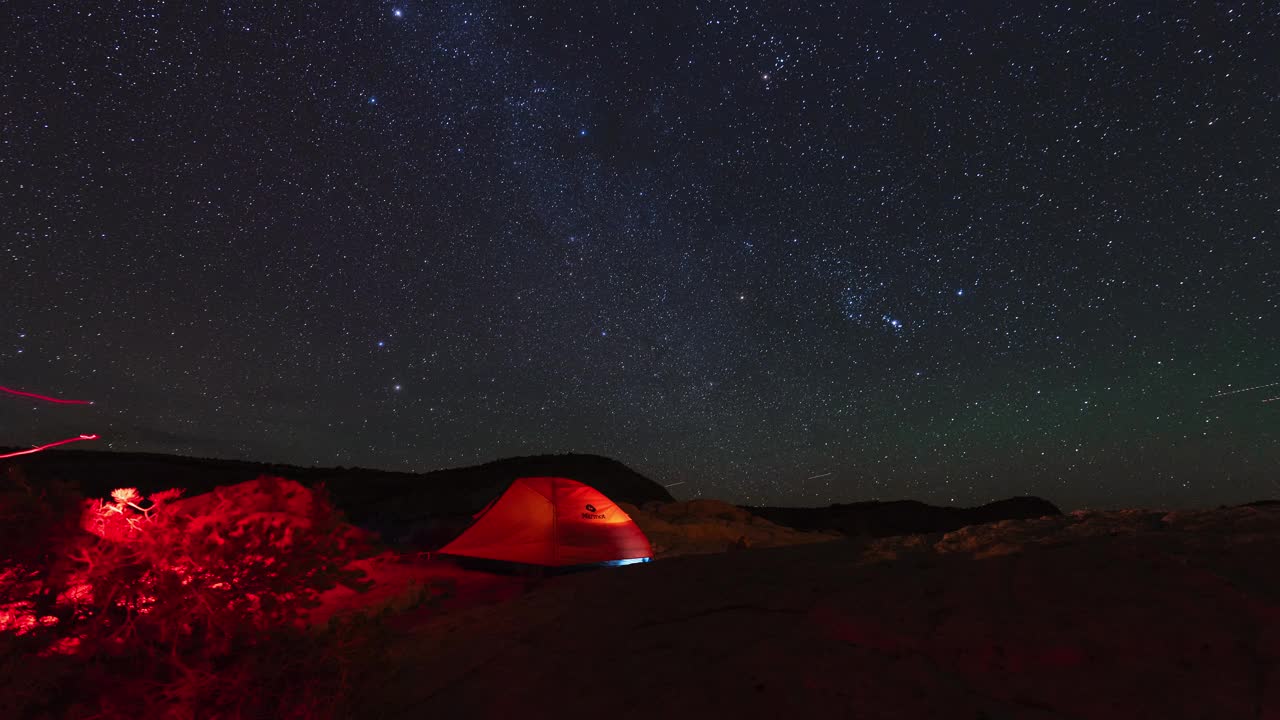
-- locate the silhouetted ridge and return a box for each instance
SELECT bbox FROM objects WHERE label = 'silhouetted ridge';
[748,496,1062,538]
[4,450,673,544]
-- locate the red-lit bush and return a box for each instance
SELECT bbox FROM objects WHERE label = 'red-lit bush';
[0,471,375,719]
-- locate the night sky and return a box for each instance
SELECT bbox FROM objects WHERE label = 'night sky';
[3,2,1276,509]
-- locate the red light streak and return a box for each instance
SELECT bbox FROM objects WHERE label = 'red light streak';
[0,386,93,405]
[0,434,100,459]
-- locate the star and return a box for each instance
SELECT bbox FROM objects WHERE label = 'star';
[10,0,1269,511]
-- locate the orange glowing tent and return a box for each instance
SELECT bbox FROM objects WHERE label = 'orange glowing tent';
[439,477,653,567]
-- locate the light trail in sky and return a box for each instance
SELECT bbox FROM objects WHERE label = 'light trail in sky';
[807,472,833,480]
[0,434,100,459]
[0,385,94,405]
[1208,381,1280,399]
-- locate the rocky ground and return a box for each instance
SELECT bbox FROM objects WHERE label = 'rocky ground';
[345,503,1280,720]
[17,471,1276,718]
[620,498,842,557]
[112,476,1280,718]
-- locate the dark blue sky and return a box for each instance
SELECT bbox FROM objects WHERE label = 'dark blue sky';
[3,2,1276,508]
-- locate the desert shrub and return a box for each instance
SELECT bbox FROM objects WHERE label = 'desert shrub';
[0,473,379,719]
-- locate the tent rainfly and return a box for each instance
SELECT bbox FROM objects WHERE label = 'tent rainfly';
[439,476,653,567]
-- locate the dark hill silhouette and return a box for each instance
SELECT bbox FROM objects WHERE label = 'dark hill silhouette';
[6,448,1069,545]
[748,496,1062,538]
[3,449,674,544]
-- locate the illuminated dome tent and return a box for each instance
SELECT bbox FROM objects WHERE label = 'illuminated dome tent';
[439,477,653,567]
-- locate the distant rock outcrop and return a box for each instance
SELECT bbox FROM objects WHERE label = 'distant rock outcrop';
[620,499,841,558]
[861,503,1280,563]
[748,496,1062,538]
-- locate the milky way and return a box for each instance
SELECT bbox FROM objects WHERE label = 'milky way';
[3,2,1276,507]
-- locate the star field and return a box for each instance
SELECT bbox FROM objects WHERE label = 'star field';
[3,2,1276,508]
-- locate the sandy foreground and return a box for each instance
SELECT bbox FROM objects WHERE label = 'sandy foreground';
[319,505,1280,720]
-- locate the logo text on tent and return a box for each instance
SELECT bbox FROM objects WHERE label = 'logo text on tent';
[582,503,605,520]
